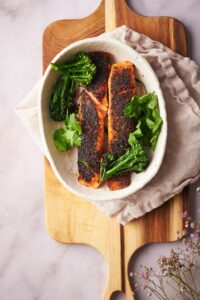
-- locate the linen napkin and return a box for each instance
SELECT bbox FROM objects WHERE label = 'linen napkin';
[16,25,200,225]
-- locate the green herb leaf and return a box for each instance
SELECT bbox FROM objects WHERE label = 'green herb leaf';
[124,92,163,150]
[53,113,82,152]
[128,124,143,147]
[65,113,81,134]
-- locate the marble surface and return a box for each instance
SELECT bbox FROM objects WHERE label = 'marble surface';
[0,1,200,299]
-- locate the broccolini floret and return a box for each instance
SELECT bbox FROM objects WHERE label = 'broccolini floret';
[50,52,96,86]
[49,52,96,122]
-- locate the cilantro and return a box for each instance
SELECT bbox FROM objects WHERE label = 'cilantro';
[53,113,82,152]
[124,92,163,150]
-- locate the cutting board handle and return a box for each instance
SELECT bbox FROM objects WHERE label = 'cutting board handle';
[105,0,137,32]
[104,2,133,299]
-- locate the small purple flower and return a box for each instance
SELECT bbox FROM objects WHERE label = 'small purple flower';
[142,271,150,279]
[135,213,200,299]
[182,211,188,218]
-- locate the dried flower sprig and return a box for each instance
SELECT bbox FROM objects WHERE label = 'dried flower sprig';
[133,187,200,300]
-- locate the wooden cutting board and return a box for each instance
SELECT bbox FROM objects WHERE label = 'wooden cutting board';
[43,1,188,299]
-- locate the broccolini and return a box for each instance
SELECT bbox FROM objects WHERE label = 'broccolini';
[49,75,75,121]
[100,139,148,181]
[49,52,96,122]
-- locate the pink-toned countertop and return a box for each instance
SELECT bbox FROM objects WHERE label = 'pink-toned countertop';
[0,1,199,299]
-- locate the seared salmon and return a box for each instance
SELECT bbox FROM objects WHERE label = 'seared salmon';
[87,52,113,108]
[78,52,112,188]
[107,62,136,190]
[78,90,106,188]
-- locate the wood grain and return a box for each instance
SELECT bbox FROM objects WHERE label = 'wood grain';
[43,1,188,299]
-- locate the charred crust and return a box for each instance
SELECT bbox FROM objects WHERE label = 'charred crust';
[80,91,99,134]
[89,52,113,83]
[110,91,133,119]
[108,172,131,190]
[89,85,106,102]
[87,52,112,103]
[78,91,101,182]
[110,66,134,94]
[107,62,136,189]
[109,91,135,157]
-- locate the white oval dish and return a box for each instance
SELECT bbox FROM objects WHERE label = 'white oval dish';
[38,37,167,201]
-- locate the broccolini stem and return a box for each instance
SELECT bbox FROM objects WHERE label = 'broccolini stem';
[104,157,137,180]
[60,76,69,99]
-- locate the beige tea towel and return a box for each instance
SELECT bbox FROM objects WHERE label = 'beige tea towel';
[16,25,200,225]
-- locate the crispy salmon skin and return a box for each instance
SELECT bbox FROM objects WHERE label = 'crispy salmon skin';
[107,61,136,190]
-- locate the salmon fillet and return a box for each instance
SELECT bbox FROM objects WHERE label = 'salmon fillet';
[78,90,106,188]
[78,52,112,188]
[107,62,136,190]
[87,52,113,108]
